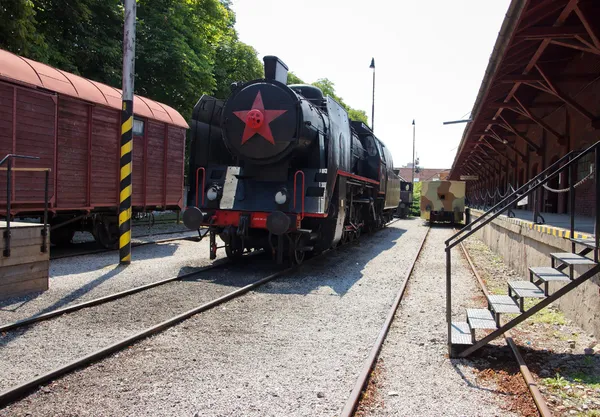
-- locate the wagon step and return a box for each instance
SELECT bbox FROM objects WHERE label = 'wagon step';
[550,252,596,266]
[569,237,598,250]
[466,308,497,330]
[487,294,520,315]
[529,266,570,282]
[450,322,472,345]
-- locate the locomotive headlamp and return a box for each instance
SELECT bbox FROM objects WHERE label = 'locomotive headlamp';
[275,189,288,205]
[207,185,219,201]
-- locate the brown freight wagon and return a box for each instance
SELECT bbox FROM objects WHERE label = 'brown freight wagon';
[0,49,189,247]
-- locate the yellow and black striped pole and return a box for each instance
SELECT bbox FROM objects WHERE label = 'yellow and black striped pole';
[119,0,136,265]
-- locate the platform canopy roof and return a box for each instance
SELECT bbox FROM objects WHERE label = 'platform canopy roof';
[0,48,188,129]
[450,0,600,180]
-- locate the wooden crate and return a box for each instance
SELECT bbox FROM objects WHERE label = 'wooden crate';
[0,221,49,299]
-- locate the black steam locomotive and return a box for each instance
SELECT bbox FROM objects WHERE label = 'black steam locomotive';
[183,56,401,264]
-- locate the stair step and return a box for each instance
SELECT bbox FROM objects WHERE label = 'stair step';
[509,281,546,299]
[570,237,598,249]
[488,294,521,314]
[466,308,497,330]
[529,266,570,282]
[551,252,596,266]
[451,322,472,345]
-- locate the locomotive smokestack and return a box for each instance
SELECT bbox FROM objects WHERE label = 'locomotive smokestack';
[263,56,288,84]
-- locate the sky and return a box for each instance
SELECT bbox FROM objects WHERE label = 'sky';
[232,0,512,169]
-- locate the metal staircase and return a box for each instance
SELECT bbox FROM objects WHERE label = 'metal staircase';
[445,141,600,358]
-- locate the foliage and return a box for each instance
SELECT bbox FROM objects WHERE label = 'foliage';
[0,0,367,125]
[312,78,368,124]
[287,75,368,124]
[286,71,304,85]
[410,181,421,216]
[0,0,262,120]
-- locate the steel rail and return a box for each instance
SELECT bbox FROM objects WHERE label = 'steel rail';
[340,226,430,417]
[50,232,202,260]
[1,218,400,407]
[0,256,236,333]
[0,263,296,408]
[457,236,553,417]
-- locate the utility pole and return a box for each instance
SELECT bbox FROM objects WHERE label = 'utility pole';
[411,119,416,183]
[119,0,136,265]
[370,58,375,131]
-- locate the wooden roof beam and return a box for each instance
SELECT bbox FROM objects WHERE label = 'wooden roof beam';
[574,4,600,49]
[515,26,587,39]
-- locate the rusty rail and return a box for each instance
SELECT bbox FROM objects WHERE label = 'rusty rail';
[457,236,553,417]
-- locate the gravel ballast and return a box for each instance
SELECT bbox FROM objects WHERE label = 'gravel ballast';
[1,219,429,416]
[0,237,222,325]
[359,226,515,417]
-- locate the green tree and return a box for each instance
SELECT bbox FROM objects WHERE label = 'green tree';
[286,71,304,85]
[213,38,263,99]
[0,0,46,58]
[411,181,422,216]
[312,78,368,124]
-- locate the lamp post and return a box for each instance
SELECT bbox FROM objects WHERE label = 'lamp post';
[370,58,375,131]
[411,119,416,184]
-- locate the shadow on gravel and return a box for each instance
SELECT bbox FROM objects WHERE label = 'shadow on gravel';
[0,265,125,347]
[50,241,181,276]
[185,220,411,297]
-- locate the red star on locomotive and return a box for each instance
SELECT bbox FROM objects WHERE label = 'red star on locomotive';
[184,56,402,264]
[233,91,287,145]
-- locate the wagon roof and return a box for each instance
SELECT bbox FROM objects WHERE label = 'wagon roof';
[0,48,188,129]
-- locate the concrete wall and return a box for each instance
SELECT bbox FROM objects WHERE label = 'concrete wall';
[471,209,600,338]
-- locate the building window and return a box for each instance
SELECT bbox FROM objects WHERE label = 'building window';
[133,118,145,136]
[577,152,594,181]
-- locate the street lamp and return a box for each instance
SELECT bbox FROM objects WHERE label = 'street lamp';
[370,58,375,131]
[411,119,416,184]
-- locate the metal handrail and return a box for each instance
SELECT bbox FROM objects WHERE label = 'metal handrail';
[293,170,305,220]
[1,154,50,257]
[195,167,206,207]
[445,140,600,356]
[445,142,597,249]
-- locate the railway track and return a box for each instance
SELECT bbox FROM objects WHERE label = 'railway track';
[1,219,402,408]
[341,224,550,417]
[340,225,430,417]
[50,230,202,260]
[0,253,287,407]
[0,255,233,334]
[457,234,552,417]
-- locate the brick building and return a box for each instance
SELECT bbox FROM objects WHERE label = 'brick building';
[449,0,600,217]
[396,167,450,183]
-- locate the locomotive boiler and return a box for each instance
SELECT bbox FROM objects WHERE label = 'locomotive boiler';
[184,56,401,264]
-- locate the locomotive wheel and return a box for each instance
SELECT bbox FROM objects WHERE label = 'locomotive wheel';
[290,234,305,265]
[225,237,244,261]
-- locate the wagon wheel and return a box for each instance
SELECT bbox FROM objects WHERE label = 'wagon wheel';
[94,220,118,249]
[50,227,75,246]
